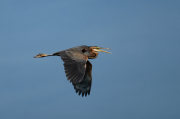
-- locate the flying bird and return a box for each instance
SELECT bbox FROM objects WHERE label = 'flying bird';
[34,45,110,97]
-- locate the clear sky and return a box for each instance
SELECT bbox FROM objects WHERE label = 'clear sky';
[1,0,180,119]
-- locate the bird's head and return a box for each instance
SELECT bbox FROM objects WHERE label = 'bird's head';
[83,46,111,59]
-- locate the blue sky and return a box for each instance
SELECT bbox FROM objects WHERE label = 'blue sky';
[0,0,180,119]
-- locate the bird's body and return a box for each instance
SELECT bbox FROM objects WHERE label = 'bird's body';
[34,45,110,97]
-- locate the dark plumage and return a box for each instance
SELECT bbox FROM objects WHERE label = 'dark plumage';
[34,45,110,97]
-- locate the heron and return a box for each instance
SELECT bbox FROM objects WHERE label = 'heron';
[34,45,110,97]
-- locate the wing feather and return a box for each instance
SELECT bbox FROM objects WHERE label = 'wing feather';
[73,60,92,97]
[58,51,87,84]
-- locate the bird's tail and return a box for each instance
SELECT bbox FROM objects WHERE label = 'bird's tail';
[34,53,54,58]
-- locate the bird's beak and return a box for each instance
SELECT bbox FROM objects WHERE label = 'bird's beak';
[93,47,111,54]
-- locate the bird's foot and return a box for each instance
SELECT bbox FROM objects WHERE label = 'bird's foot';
[34,53,47,58]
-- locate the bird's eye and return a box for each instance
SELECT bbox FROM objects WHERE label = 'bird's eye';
[82,48,87,53]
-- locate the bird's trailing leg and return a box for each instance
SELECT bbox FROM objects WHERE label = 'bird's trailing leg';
[34,53,54,58]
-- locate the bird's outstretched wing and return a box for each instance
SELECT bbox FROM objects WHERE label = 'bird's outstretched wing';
[57,51,88,85]
[73,60,92,97]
